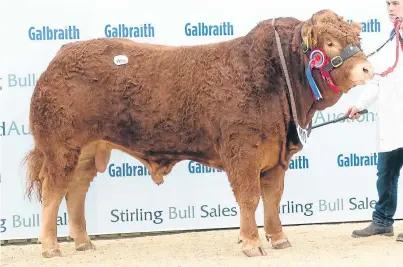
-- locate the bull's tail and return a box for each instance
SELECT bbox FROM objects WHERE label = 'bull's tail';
[22,146,44,201]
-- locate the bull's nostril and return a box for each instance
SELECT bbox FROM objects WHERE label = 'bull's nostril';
[363,67,369,73]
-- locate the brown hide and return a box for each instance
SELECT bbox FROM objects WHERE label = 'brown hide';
[23,9,372,257]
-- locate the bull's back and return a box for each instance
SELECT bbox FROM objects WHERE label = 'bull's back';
[45,37,237,113]
[31,37,249,151]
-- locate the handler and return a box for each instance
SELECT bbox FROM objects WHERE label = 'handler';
[345,0,403,242]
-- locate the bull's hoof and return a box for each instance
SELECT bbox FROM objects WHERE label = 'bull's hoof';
[42,248,62,258]
[272,239,291,249]
[242,247,267,257]
[265,235,271,242]
[76,241,96,251]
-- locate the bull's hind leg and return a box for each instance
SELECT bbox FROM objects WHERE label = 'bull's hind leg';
[260,166,291,249]
[221,138,266,257]
[40,175,67,258]
[39,147,80,258]
[66,142,111,252]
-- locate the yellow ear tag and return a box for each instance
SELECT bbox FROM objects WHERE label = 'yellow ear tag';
[303,37,309,49]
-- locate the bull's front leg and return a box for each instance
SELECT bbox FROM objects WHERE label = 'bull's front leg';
[260,166,291,249]
[232,166,266,257]
[221,138,266,257]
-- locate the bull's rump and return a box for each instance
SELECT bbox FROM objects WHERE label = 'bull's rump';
[31,37,256,156]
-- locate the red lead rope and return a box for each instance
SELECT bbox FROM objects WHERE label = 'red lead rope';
[379,19,403,77]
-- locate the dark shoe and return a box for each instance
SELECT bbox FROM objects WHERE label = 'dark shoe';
[351,222,394,237]
[397,233,403,242]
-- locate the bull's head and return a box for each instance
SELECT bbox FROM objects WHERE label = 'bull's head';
[298,9,374,103]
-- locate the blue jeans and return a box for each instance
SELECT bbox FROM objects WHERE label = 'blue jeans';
[372,147,403,227]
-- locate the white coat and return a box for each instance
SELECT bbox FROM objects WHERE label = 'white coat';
[354,28,403,153]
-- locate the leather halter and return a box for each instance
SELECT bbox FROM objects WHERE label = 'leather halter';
[298,23,362,98]
[273,19,364,146]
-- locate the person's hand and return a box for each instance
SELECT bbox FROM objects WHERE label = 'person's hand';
[345,106,361,120]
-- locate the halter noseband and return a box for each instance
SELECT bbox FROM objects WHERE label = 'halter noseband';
[299,24,362,101]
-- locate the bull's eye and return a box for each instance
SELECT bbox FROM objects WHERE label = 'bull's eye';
[327,42,334,47]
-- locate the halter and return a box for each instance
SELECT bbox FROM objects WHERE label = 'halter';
[299,26,362,102]
[272,18,363,147]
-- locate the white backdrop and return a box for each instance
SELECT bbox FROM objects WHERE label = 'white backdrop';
[1,0,402,241]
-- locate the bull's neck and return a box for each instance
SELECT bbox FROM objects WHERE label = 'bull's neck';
[280,22,317,128]
[288,23,345,126]
[243,19,331,128]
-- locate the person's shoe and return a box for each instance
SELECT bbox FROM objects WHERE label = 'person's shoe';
[351,222,394,238]
[397,233,403,242]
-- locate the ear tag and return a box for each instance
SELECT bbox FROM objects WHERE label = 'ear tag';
[301,42,309,53]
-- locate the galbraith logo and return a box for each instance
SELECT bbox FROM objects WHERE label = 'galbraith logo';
[104,24,155,38]
[1,121,30,136]
[289,155,309,170]
[347,18,381,33]
[188,161,224,174]
[188,156,309,174]
[28,26,80,41]
[185,22,234,36]
[337,152,378,167]
[108,162,151,177]
[7,74,38,88]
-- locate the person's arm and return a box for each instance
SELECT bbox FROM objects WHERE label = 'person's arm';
[345,79,380,119]
[354,79,380,111]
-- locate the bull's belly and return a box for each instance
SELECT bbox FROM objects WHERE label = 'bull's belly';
[74,130,282,183]
[99,129,223,169]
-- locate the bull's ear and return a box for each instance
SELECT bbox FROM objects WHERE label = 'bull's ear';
[301,21,315,51]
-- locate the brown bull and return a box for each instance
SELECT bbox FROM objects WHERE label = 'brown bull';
[24,9,373,258]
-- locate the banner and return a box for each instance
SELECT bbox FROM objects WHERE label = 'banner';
[1,0,402,241]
